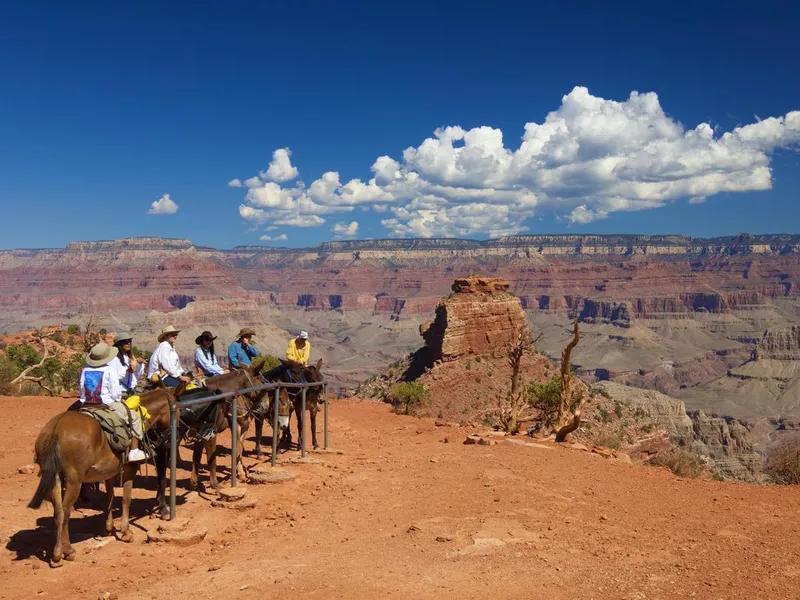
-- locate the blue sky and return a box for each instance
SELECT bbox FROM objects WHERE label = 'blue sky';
[1,1,798,249]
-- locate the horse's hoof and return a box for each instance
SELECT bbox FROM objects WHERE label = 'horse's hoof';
[64,549,76,561]
[118,530,134,543]
[159,510,171,521]
[49,557,63,569]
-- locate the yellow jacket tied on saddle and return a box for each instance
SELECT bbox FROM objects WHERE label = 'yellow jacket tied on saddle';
[286,338,310,366]
[124,395,151,429]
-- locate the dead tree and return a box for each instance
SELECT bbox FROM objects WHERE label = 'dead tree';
[499,332,531,434]
[82,317,101,352]
[554,317,582,442]
[10,330,58,395]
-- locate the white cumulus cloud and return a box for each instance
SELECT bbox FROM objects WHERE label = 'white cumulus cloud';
[148,194,179,215]
[331,221,359,239]
[232,87,799,237]
[260,148,299,182]
[228,178,243,188]
[260,233,288,241]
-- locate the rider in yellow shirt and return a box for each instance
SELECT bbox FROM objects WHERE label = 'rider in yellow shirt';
[286,330,310,366]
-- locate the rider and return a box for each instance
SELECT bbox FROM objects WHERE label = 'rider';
[228,327,260,369]
[80,342,147,462]
[286,330,311,366]
[110,332,144,396]
[147,326,191,387]
[194,330,227,377]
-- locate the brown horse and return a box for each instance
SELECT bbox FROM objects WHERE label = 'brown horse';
[190,361,275,490]
[261,359,325,450]
[28,387,176,567]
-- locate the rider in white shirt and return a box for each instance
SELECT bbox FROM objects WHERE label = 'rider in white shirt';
[147,326,190,388]
[194,330,226,377]
[109,332,145,394]
[80,342,147,462]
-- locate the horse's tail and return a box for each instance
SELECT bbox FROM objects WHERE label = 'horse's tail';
[28,436,60,509]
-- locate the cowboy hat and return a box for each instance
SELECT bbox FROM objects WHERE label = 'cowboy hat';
[158,325,181,343]
[237,327,256,338]
[195,330,217,345]
[85,342,118,367]
[298,330,309,340]
[114,331,133,344]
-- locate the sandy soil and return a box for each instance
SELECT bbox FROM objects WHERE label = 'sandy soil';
[2,395,800,600]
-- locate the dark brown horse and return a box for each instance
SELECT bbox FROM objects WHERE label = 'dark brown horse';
[191,359,289,489]
[28,387,177,567]
[260,359,325,450]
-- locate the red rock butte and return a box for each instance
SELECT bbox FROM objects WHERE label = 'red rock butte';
[420,276,529,362]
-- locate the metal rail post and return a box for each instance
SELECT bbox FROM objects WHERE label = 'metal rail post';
[231,395,238,487]
[169,403,178,521]
[323,383,329,449]
[271,387,280,467]
[300,387,307,458]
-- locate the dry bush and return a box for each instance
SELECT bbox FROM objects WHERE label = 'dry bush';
[649,448,705,478]
[766,433,800,485]
[590,430,623,450]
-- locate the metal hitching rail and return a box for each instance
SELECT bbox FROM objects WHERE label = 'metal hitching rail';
[168,379,327,519]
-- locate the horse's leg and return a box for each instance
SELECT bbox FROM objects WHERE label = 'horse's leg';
[59,475,81,562]
[104,478,115,535]
[155,446,170,520]
[310,404,319,449]
[190,441,203,491]
[49,473,65,568]
[118,469,135,543]
[296,401,305,451]
[206,436,220,490]
[236,416,249,481]
[254,415,263,458]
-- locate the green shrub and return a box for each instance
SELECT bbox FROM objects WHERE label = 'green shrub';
[613,400,624,418]
[474,356,482,363]
[66,324,81,335]
[52,331,65,344]
[592,431,623,450]
[528,376,562,426]
[390,381,428,415]
[598,407,611,423]
[634,406,647,419]
[59,354,85,391]
[649,448,705,478]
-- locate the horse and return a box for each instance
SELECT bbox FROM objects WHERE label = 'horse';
[28,386,177,567]
[191,358,290,489]
[259,358,325,450]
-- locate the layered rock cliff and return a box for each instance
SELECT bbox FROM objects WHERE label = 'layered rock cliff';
[419,277,529,362]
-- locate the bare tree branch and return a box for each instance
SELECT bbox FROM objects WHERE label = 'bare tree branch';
[10,330,58,395]
[555,317,583,442]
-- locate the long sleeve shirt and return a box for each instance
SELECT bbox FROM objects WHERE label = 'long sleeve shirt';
[286,339,311,366]
[148,341,184,378]
[195,347,225,376]
[79,364,122,405]
[110,355,144,390]
[228,341,259,368]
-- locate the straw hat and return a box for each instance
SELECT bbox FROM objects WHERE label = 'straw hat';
[158,325,181,343]
[85,342,118,367]
[236,327,256,338]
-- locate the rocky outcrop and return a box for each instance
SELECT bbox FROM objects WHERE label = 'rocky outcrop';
[419,277,529,362]
[755,325,800,360]
[688,411,763,480]
[575,299,632,327]
[592,381,762,480]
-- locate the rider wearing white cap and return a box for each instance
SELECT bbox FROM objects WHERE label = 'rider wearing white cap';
[286,330,311,366]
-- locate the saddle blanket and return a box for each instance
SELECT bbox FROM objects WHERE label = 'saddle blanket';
[78,403,134,453]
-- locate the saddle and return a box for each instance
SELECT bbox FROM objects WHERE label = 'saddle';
[178,387,220,441]
[78,405,133,454]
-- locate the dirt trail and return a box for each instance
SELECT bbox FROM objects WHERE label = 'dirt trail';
[2,396,800,599]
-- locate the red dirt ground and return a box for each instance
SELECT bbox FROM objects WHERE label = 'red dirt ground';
[2,395,800,599]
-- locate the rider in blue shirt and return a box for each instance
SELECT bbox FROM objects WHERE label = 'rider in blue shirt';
[228,327,260,368]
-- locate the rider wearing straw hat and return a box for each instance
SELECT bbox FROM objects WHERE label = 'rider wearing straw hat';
[147,326,191,387]
[228,327,260,369]
[110,331,145,395]
[80,342,147,462]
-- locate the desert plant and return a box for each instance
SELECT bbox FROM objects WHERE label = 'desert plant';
[649,448,705,478]
[598,407,611,423]
[765,433,800,485]
[497,331,534,434]
[66,324,81,335]
[591,430,623,450]
[553,317,583,442]
[613,400,624,418]
[391,381,428,415]
[528,376,562,426]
